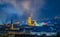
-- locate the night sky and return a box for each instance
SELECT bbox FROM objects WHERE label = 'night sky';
[0,0,60,24]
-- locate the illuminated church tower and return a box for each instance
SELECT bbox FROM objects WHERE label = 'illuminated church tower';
[27,16,32,26]
[27,14,34,26]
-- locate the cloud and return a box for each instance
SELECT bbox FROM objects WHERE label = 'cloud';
[0,0,45,24]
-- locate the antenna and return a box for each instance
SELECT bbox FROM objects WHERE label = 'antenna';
[11,19,13,24]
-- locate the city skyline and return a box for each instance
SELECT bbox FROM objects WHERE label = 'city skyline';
[0,0,60,24]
